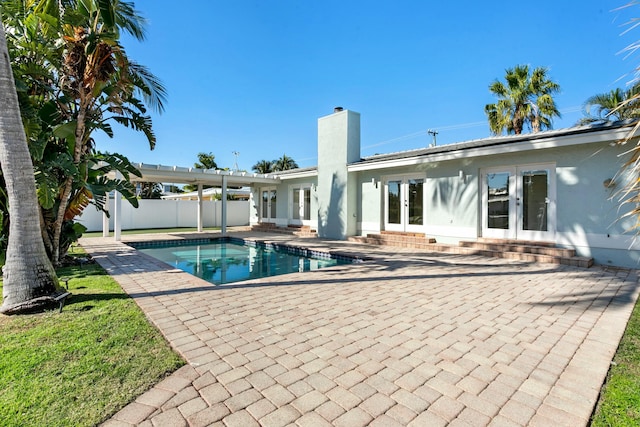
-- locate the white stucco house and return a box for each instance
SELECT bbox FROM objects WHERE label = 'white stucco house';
[249,108,640,268]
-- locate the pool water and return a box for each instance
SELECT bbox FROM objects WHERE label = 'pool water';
[136,240,349,285]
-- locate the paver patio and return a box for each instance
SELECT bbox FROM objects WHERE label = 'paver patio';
[82,231,640,427]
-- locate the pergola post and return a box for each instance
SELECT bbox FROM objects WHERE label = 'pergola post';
[102,197,110,237]
[221,175,227,235]
[197,184,203,232]
[114,190,122,241]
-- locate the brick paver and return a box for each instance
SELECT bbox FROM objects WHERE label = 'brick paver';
[81,231,640,426]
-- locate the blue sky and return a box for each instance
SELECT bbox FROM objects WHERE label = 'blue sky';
[95,1,639,172]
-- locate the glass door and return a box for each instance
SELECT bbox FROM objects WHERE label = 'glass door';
[384,175,425,232]
[261,188,277,223]
[483,170,514,238]
[481,165,555,240]
[290,186,312,225]
[517,167,553,240]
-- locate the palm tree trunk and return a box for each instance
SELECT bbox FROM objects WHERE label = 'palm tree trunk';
[50,84,88,264]
[0,24,60,315]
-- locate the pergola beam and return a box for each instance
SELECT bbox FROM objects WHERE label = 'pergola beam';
[104,163,280,240]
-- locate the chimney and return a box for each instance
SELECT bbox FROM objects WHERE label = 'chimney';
[317,109,360,239]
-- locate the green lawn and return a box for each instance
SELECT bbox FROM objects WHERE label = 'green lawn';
[591,293,640,426]
[0,249,184,427]
[82,226,220,237]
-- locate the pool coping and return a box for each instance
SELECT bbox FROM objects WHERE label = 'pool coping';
[127,235,372,264]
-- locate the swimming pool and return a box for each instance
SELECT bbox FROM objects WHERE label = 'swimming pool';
[131,238,354,285]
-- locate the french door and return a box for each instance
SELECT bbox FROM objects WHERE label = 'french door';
[481,164,555,240]
[260,188,277,223]
[384,175,425,232]
[290,186,312,225]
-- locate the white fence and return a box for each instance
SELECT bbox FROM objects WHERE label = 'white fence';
[77,199,250,232]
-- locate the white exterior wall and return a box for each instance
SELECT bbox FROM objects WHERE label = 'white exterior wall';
[77,199,250,231]
[356,170,383,235]
[355,139,640,268]
[249,188,260,225]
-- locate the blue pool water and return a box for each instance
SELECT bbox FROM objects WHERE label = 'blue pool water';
[134,239,351,285]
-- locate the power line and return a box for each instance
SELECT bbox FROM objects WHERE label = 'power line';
[362,105,583,151]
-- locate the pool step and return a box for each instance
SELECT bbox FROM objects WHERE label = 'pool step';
[348,233,436,249]
[349,234,593,267]
[459,239,576,258]
[250,223,317,238]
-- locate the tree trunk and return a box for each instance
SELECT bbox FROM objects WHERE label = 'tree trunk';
[0,25,60,315]
[51,80,89,265]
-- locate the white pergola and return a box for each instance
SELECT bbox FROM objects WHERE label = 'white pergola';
[106,163,281,240]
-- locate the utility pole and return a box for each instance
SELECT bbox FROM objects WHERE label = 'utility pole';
[232,151,240,172]
[428,129,438,147]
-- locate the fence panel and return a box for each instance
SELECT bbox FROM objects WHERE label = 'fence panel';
[77,199,250,231]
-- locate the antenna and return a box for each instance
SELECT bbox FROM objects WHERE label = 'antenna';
[427,129,438,147]
[232,151,240,172]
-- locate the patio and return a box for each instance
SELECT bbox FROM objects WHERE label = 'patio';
[84,231,640,426]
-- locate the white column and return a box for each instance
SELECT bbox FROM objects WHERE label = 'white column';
[114,191,122,241]
[197,184,203,232]
[102,197,110,237]
[221,175,227,235]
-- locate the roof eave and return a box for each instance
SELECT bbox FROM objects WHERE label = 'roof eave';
[348,124,638,172]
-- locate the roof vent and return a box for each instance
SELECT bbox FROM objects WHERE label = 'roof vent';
[334,106,344,113]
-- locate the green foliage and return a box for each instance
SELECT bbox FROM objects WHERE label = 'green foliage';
[58,221,87,258]
[183,152,218,191]
[85,152,142,211]
[194,152,217,170]
[251,155,297,174]
[252,159,273,174]
[580,84,640,124]
[137,181,162,199]
[485,64,561,135]
[0,250,184,426]
[271,154,298,171]
[1,0,164,263]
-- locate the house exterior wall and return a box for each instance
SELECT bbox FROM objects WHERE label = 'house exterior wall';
[284,177,319,226]
[249,183,290,227]
[251,108,637,267]
[249,188,259,225]
[354,138,639,267]
[356,170,383,235]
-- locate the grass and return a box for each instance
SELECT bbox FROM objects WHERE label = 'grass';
[591,294,640,426]
[0,247,184,427]
[82,226,220,238]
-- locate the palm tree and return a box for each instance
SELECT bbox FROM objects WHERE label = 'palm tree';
[485,65,561,135]
[51,0,164,263]
[252,159,273,174]
[272,154,298,171]
[194,152,218,170]
[3,0,165,264]
[138,181,163,198]
[0,24,60,314]
[579,84,640,124]
[614,2,640,236]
